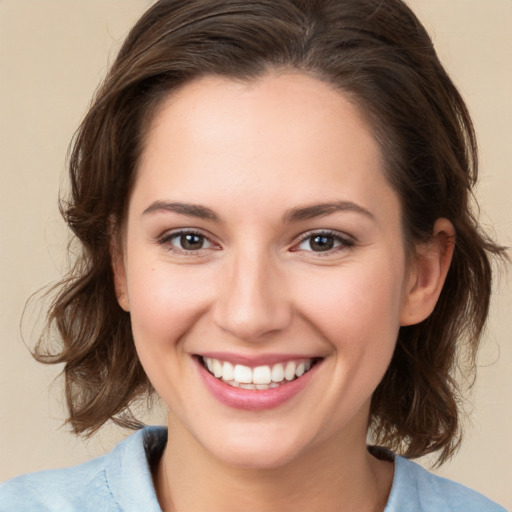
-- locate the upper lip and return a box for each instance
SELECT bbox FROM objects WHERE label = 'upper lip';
[195,351,322,367]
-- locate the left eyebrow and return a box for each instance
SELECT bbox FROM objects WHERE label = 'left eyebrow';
[142,201,220,221]
[282,201,374,223]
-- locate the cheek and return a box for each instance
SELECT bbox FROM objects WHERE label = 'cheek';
[125,260,214,351]
[292,256,406,354]
[124,260,218,410]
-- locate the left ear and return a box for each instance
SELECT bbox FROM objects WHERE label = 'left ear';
[400,218,455,326]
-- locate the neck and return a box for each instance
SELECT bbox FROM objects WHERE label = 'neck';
[154,417,393,512]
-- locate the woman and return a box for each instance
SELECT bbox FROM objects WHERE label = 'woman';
[0,0,507,510]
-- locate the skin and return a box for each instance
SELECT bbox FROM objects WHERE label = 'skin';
[113,71,454,511]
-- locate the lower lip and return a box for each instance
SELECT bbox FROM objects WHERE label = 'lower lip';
[195,358,320,411]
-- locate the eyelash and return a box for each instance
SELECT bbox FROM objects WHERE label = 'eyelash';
[293,230,355,255]
[157,229,355,256]
[158,229,216,256]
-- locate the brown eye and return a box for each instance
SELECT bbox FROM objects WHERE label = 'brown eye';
[309,235,335,252]
[180,233,204,250]
[294,231,354,254]
[165,231,213,251]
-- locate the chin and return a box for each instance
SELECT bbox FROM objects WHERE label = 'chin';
[202,426,311,470]
[217,445,301,470]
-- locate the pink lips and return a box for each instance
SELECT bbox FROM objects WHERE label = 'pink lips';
[195,356,320,411]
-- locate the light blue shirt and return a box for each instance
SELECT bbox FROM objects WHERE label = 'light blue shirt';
[0,426,506,511]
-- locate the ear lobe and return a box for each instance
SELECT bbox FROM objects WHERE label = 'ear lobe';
[110,235,130,312]
[400,218,455,326]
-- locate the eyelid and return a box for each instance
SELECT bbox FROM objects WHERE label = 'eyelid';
[291,229,355,253]
[157,228,220,254]
[156,227,354,256]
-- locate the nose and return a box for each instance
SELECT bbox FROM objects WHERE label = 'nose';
[212,250,292,341]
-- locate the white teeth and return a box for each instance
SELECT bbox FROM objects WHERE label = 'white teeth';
[233,364,252,384]
[212,359,223,378]
[271,363,285,382]
[253,365,271,385]
[284,361,296,381]
[203,357,316,387]
[222,361,234,381]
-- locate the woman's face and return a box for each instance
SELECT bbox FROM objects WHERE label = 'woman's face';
[115,72,417,468]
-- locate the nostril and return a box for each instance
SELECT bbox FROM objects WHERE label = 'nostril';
[212,303,293,341]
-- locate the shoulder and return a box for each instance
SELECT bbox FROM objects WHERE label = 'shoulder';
[0,426,167,512]
[385,454,507,512]
[0,455,111,512]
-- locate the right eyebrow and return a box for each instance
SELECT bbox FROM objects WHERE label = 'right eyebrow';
[142,201,220,221]
[282,201,374,224]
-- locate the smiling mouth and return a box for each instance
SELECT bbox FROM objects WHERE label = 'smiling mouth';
[199,356,320,390]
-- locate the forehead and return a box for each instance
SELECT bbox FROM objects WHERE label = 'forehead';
[133,72,399,224]
[145,72,377,164]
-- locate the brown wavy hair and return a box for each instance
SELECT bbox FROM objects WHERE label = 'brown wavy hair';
[34,0,506,464]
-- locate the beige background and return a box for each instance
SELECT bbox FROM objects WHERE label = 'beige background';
[1,0,511,508]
